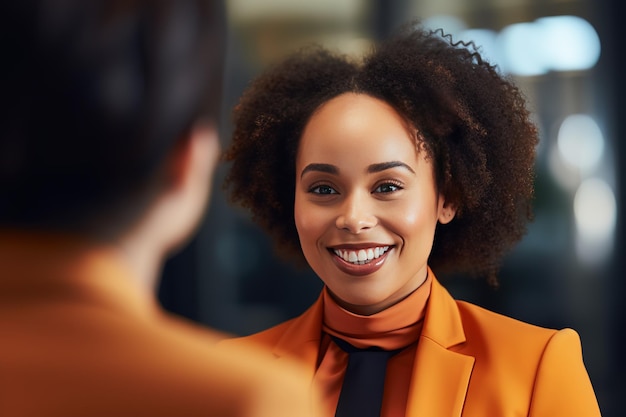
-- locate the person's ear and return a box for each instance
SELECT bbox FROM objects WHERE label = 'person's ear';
[437,199,457,225]
[166,121,220,191]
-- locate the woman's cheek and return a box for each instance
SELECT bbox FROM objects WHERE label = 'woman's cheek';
[296,206,325,240]
[295,199,320,241]
[385,204,420,230]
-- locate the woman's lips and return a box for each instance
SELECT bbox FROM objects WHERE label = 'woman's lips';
[330,246,392,276]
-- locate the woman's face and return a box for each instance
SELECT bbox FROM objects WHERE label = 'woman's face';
[294,93,455,315]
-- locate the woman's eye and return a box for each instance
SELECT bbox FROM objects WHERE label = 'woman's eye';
[310,185,338,195]
[374,183,402,193]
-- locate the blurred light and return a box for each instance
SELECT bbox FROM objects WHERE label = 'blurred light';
[422,15,600,76]
[316,35,372,55]
[536,16,601,72]
[573,178,616,265]
[557,114,604,173]
[229,0,365,21]
[498,22,546,76]
[457,28,500,68]
[421,15,467,39]
[548,142,580,191]
[498,15,600,76]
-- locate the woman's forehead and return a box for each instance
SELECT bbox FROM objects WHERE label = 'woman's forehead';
[298,94,419,159]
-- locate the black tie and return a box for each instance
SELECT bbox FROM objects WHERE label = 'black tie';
[332,336,402,417]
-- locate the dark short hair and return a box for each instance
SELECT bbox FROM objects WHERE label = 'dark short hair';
[224,22,538,283]
[0,0,226,236]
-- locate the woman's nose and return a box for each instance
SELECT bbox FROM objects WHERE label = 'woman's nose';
[335,193,377,233]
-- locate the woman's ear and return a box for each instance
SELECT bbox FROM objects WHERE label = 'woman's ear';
[437,199,457,225]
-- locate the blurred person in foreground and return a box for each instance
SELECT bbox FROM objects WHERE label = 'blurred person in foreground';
[0,1,321,417]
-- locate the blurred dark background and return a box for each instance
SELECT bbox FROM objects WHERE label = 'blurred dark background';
[158,0,624,415]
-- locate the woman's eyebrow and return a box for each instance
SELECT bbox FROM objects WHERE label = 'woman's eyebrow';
[300,163,339,178]
[367,161,416,174]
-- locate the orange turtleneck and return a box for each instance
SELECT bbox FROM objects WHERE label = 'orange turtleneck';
[313,272,432,417]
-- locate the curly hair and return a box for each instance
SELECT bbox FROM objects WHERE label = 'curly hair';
[224,22,538,284]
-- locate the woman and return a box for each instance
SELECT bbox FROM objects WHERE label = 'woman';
[222,22,601,417]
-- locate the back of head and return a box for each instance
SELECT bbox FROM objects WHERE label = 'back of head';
[0,0,226,237]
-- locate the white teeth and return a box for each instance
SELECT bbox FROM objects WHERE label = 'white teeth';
[333,246,390,265]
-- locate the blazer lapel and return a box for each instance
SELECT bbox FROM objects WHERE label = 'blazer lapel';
[406,275,475,417]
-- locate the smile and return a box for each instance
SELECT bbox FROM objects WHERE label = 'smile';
[332,246,390,265]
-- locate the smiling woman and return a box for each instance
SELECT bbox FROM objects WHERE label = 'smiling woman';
[221,20,601,417]
[295,93,454,316]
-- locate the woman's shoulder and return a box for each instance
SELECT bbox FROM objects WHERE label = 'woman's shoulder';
[456,300,557,337]
[452,300,600,415]
[453,299,583,359]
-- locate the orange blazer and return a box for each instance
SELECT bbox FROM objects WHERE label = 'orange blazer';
[222,274,601,417]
